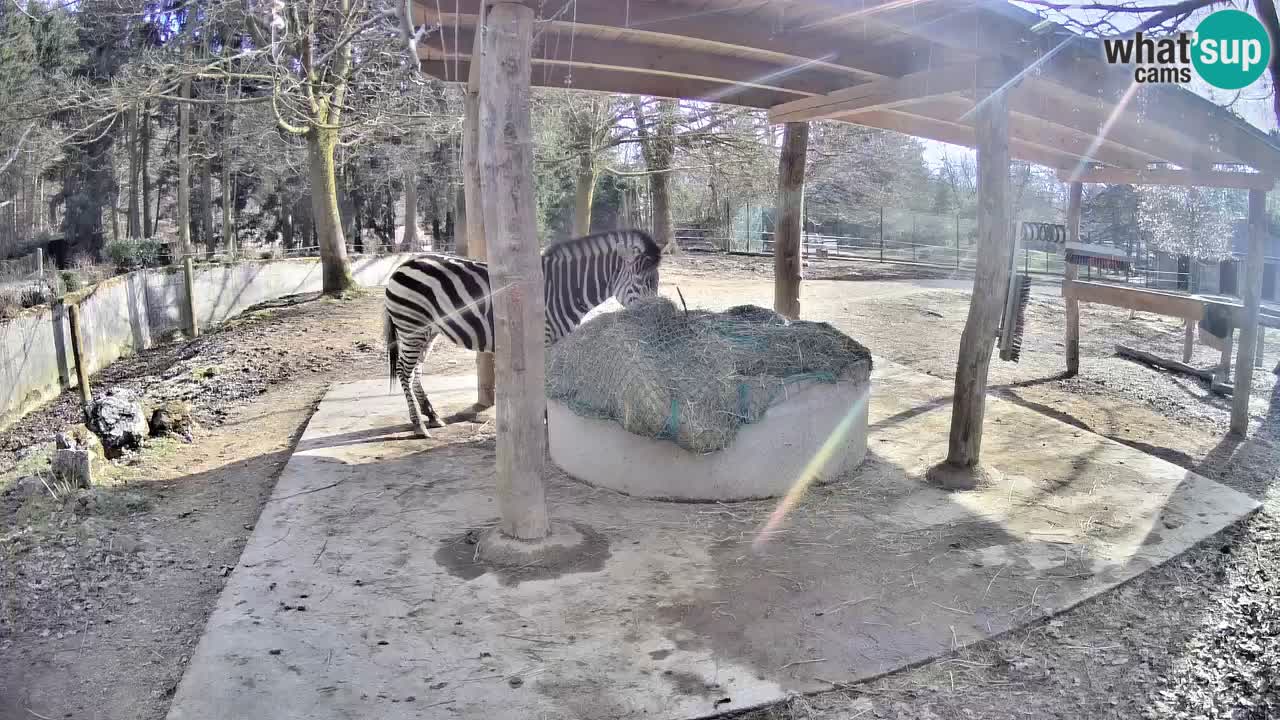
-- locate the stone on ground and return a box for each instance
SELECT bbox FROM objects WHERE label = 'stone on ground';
[87,388,147,455]
[150,400,196,440]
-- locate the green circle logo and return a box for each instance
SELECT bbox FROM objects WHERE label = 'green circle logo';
[1193,9,1272,90]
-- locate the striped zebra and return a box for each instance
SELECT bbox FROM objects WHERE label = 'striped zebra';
[383,229,663,437]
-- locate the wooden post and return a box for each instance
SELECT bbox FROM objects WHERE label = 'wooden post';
[1183,319,1195,363]
[773,121,807,320]
[183,256,199,338]
[35,247,43,279]
[928,60,1013,489]
[464,2,495,409]
[478,1,550,541]
[1064,181,1083,376]
[1217,325,1234,385]
[1231,188,1267,434]
[67,303,92,408]
[1256,327,1265,368]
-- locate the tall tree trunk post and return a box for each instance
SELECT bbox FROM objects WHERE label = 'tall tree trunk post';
[477,1,550,542]
[927,61,1014,490]
[127,110,142,238]
[222,165,234,259]
[1231,189,1267,435]
[1064,181,1083,376]
[141,103,153,237]
[465,2,495,408]
[773,121,807,320]
[572,147,596,236]
[200,153,215,258]
[403,171,419,249]
[308,127,356,295]
[177,75,193,260]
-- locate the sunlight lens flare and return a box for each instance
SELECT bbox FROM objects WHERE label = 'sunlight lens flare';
[1063,78,1142,184]
[752,389,870,552]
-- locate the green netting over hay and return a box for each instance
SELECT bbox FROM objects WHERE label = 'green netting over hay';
[546,297,873,453]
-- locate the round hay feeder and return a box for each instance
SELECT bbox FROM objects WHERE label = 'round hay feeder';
[546,299,872,502]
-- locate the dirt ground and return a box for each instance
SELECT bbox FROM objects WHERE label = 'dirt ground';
[1,254,1278,720]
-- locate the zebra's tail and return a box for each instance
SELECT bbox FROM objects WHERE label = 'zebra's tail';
[384,306,398,393]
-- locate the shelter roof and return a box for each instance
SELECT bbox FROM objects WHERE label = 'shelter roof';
[416,1,1280,181]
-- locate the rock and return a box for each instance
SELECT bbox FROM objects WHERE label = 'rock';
[9,475,47,498]
[52,448,93,489]
[86,388,148,455]
[149,400,196,440]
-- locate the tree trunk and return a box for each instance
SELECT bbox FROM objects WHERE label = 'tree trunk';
[478,1,549,542]
[127,110,142,238]
[773,121,808,320]
[403,171,419,249]
[573,151,596,237]
[200,154,215,258]
[222,163,234,258]
[307,128,355,295]
[141,103,153,238]
[648,170,673,251]
[1231,189,1267,435]
[464,7,495,407]
[929,61,1013,489]
[177,77,193,260]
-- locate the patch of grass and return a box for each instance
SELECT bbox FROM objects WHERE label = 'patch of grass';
[0,442,56,490]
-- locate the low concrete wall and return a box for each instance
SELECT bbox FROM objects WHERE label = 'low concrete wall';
[0,254,412,430]
[548,374,871,502]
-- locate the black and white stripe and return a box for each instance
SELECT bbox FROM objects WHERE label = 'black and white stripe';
[383,229,663,436]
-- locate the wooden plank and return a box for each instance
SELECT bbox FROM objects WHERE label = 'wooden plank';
[1116,344,1214,383]
[423,27,860,97]
[420,59,801,109]
[767,64,975,124]
[1055,167,1276,191]
[773,121,807,320]
[1063,280,1205,321]
[462,6,494,409]
[1064,182,1082,376]
[836,109,1076,171]
[937,58,1013,481]
[1231,188,1267,435]
[911,96,1150,170]
[418,2,931,80]
[478,1,550,541]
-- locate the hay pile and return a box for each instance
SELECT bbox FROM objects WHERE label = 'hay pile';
[546,297,872,453]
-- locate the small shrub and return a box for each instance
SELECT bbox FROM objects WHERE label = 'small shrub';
[61,270,83,292]
[105,239,164,271]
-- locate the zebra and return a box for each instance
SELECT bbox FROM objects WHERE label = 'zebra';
[383,229,663,437]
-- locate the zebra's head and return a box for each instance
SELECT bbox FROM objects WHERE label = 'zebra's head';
[612,230,663,307]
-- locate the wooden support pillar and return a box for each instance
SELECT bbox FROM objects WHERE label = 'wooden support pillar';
[1064,181,1083,376]
[464,2,495,408]
[1256,327,1265,368]
[67,303,92,409]
[183,257,199,338]
[928,61,1013,490]
[1231,188,1267,435]
[773,121,808,320]
[478,1,550,541]
[1183,319,1195,364]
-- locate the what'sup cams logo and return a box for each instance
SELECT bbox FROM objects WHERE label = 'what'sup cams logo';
[1102,9,1272,90]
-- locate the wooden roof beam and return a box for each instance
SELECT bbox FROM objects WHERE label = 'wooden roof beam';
[903,96,1153,170]
[420,59,798,108]
[416,1,940,80]
[768,64,976,124]
[1055,167,1277,191]
[422,27,860,97]
[838,109,1077,171]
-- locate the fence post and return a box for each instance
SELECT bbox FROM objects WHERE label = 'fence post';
[879,206,884,262]
[68,303,92,409]
[910,213,917,262]
[183,257,199,338]
[35,248,44,280]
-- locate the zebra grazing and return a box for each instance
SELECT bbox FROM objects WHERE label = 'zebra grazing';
[384,229,663,437]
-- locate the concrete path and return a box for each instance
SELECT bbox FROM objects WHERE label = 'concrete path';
[165,365,1257,720]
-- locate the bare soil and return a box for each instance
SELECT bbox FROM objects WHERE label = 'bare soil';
[1,253,1277,720]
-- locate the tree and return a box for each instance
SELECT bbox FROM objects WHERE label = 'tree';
[1137,184,1244,260]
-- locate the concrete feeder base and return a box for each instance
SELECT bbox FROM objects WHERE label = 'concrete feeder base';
[548,375,870,501]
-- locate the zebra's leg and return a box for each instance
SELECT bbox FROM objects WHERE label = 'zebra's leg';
[412,335,445,429]
[396,330,435,438]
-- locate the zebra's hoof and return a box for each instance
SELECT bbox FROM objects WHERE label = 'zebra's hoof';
[427,417,447,429]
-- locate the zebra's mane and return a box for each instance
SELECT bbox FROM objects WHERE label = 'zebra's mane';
[542,229,662,263]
